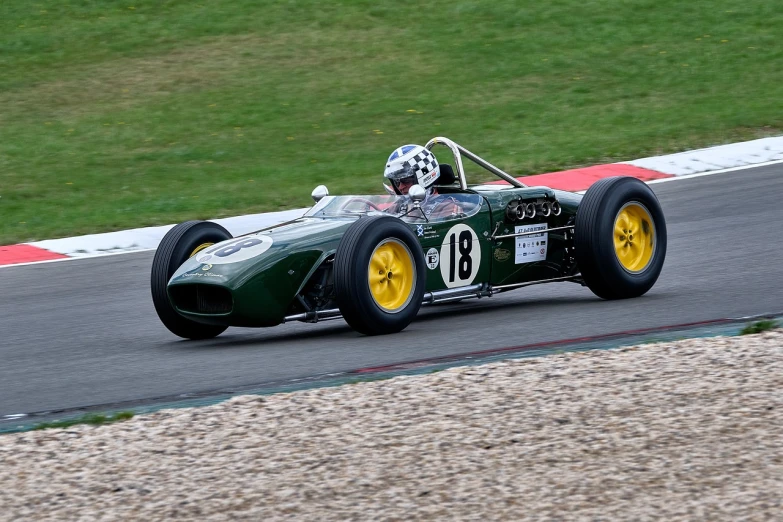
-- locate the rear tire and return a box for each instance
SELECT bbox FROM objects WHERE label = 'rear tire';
[151,221,232,339]
[574,177,666,299]
[334,216,426,335]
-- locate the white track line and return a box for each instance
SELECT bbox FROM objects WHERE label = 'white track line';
[1,248,158,269]
[645,158,783,184]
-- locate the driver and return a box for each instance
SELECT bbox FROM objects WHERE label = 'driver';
[383,144,462,219]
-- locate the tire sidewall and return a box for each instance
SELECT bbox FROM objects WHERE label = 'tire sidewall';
[150,221,232,339]
[587,179,667,295]
[335,216,426,335]
[163,223,232,280]
[359,220,425,324]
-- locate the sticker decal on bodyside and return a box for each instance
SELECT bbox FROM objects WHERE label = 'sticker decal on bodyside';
[425,248,439,270]
[195,234,274,265]
[494,248,511,262]
[515,224,547,264]
[440,224,480,288]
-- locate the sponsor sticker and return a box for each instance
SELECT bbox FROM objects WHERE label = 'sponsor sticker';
[182,272,224,279]
[515,223,548,264]
[426,247,440,270]
[413,224,439,239]
[493,248,511,262]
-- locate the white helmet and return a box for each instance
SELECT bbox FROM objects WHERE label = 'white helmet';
[384,144,440,194]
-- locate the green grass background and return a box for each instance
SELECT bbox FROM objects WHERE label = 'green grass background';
[1,0,780,244]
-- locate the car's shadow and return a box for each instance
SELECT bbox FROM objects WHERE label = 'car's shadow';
[163,287,673,352]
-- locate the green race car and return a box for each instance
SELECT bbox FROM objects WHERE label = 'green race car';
[151,137,666,339]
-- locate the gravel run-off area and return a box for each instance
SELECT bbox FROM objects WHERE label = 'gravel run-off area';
[1,331,781,521]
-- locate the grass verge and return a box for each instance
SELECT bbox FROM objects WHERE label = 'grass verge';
[1,0,781,244]
[740,320,779,336]
[32,411,134,431]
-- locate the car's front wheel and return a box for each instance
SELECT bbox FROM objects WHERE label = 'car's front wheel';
[150,221,232,339]
[334,215,426,335]
[574,176,667,299]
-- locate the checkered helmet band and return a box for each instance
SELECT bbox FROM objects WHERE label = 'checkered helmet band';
[384,144,440,190]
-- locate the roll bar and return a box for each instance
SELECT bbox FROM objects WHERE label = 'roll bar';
[424,137,526,190]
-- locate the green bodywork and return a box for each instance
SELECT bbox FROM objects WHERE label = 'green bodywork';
[168,185,582,327]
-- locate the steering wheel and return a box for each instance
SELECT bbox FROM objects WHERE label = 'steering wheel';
[340,197,383,212]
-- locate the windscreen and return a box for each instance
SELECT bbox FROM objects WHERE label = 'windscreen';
[304,195,399,218]
[304,194,483,223]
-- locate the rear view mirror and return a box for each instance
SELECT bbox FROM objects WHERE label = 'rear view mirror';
[409,185,426,204]
[311,185,329,202]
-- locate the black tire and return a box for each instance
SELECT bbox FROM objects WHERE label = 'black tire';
[151,221,232,339]
[574,176,667,300]
[334,215,426,335]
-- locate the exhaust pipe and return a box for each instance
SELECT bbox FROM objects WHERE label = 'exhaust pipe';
[515,202,526,221]
[506,202,520,221]
[509,200,560,222]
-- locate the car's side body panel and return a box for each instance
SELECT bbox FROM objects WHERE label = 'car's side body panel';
[166,186,583,328]
[405,198,493,292]
[168,218,352,327]
[484,187,581,285]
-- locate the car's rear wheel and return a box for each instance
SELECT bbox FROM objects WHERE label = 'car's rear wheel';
[574,176,667,299]
[151,221,232,339]
[334,215,426,335]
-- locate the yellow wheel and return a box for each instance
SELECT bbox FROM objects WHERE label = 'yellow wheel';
[189,242,214,258]
[367,238,416,313]
[574,176,666,300]
[335,215,426,335]
[613,202,655,273]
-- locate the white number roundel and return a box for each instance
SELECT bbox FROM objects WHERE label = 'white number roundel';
[439,224,480,288]
[195,234,274,265]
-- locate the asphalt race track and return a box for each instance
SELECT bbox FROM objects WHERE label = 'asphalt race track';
[2,164,782,418]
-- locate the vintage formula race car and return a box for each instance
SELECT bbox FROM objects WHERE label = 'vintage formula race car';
[151,137,666,339]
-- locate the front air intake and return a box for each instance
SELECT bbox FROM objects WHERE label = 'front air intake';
[169,285,233,314]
